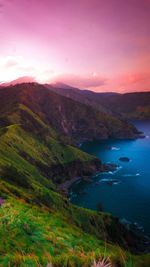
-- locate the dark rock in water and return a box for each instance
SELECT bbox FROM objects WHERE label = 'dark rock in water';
[138,134,145,139]
[119,157,130,162]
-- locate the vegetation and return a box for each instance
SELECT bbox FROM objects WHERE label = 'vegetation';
[0,192,150,266]
[0,84,149,266]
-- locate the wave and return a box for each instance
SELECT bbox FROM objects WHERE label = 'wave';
[123,174,133,177]
[113,165,122,174]
[120,218,144,233]
[123,173,140,177]
[93,172,101,178]
[99,178,121,185]
[101,165,122,175]
[111,146,120,151]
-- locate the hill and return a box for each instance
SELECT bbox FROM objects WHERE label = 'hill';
[0,83,139,142]
[46,84,150,120]
[95,92,150,119]
[0,83,149,266]
[45,83,113,115]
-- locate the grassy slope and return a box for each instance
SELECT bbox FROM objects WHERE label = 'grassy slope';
[0,88,149,266]
[0,102,94,182]
[0,197,150,267]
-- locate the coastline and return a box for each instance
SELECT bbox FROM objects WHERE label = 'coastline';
[58,176,82,195]
[57,163,117,195]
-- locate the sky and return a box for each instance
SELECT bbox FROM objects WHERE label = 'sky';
[0,0,150,92]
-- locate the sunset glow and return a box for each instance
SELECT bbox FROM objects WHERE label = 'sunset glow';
[0,0,150,92]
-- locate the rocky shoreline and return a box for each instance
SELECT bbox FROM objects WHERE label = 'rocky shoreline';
[57,162,118,195]
[58,176,81,194]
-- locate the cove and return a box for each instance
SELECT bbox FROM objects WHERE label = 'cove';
[70,121,150,236]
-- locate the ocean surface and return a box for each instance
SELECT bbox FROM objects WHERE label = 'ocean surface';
[70,121,150,236]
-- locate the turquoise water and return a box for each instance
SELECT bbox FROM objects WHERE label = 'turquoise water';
[71,121,150,236]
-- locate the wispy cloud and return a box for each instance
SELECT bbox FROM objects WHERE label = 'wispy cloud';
[0,55,58,84]
[52,73,107,89]
[103,72,150,93]
[0,55,149,93]
[2,56,18,68]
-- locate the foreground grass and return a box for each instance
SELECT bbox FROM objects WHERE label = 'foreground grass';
[0,197,149,267]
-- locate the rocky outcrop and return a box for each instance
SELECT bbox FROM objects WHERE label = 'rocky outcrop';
[35,158,102,184]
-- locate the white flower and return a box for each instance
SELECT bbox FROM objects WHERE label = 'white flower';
[91,257,112,267]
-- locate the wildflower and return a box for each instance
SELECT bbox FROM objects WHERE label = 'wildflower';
[0,198,4,207]
[91,257,112,267]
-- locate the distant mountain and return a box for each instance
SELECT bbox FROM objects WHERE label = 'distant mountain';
[45,83,111,114]
[0,76,35,87]
[95,92,150,119]
[46,83,150,119]
[3,79,150,120]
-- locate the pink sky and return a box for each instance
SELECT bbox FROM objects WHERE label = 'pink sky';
[0,0,150,92]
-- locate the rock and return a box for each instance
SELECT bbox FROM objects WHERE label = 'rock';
[119,157,130,162]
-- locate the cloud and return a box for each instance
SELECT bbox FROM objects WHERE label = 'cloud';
[3,56,18,68]
[52,73,107,89]
[1,76,36,86]
[71,72,150,93]
[0,56,18,67]
[0,56,36,83]
[105,72,150,93]
[0,55,58,84]
[0,55,149,93]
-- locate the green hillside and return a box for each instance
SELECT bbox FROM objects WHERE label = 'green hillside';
[0,197,150,267]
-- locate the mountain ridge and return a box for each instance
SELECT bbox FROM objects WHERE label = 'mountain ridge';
[45,83,150,120]
[0,82,139,141]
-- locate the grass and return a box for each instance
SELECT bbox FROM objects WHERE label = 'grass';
[0,197,149,267]
[0,121,94,190]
